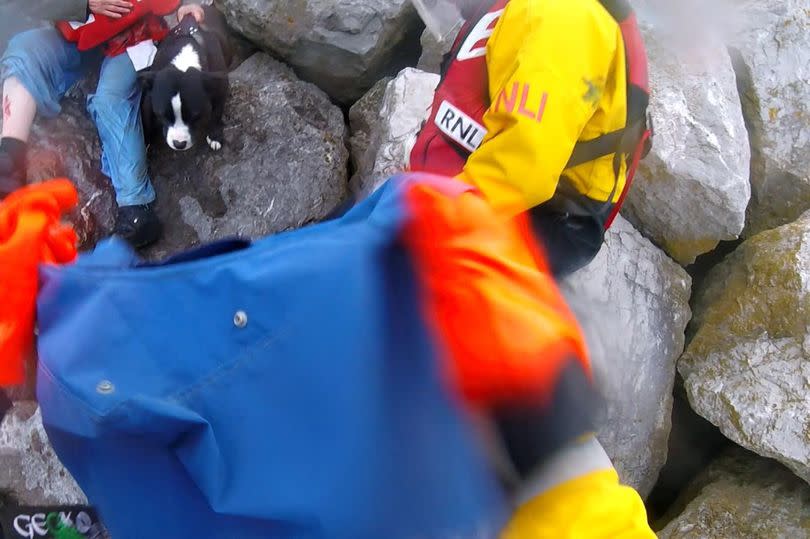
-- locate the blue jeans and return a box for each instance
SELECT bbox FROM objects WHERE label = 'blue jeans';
[1,27,155,206]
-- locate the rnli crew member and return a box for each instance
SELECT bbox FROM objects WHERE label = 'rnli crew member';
[410,1,656,536]
[410,0,651,277]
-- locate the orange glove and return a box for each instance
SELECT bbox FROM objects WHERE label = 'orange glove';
[403,177,590,408]
[0,179,78,387]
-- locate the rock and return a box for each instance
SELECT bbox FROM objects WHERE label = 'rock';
[621,16,750,266]
[145,53,349,259]
[562,215,692,497]
[0,403,86,505]
[348,77,392,185]
[679,210,810,484]
[645,391,732,524]
[224,30,260,71]
[657,448,810,538]
[349,68,438,197]
[729,0,810,236]
[416,28,453,74]
[215,0,423,103]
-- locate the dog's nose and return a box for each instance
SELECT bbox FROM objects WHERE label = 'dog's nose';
[172,140,188,150]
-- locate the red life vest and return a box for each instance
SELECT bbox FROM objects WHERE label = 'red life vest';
[409,0,652,229]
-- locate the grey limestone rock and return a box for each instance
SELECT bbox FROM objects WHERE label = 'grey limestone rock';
[562,215,692,497]
[679,210,810,484]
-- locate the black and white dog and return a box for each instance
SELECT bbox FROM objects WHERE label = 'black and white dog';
[141,6,231,152]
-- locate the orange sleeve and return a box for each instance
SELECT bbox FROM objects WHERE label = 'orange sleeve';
[0,179,78,386]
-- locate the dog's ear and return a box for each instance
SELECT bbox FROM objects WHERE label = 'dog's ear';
[201,71,229,95]
[138,71,157,92]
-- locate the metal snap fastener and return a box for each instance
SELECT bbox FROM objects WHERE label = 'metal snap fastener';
[233,310,248,328]
[96,380,115,394]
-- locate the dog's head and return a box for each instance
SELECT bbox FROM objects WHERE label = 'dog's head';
[140,67,225,151]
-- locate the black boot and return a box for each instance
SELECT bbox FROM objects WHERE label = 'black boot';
[114,203,162,249]
[0,137,27,200]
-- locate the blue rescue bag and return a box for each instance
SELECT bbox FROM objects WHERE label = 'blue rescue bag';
[35,178,505,539]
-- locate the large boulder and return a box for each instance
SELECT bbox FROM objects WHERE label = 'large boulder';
[348,77,392,190]
[657,448,810,538]
[729,0,810,236]
[0,403,85,505]
[416,28,454,74]
[562,215,692,497]
[622,14,750,265]
[679,210,810,484]
[145,53,349,259]
[644,392,733,525]
[348,68,438,197]
[215,0,423,104]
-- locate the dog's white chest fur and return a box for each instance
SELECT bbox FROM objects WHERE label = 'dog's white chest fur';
[171,44,201,72]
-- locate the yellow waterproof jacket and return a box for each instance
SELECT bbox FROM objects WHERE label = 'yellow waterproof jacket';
[457,0,629,214]
[450,1,651,535]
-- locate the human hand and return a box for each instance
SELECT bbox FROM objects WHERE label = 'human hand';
[88,0,133,19]
[177,4,205,24]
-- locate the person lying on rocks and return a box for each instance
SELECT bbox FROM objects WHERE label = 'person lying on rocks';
[0,0,206,248]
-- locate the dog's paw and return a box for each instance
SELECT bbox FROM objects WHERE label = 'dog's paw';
[206,136,222,151]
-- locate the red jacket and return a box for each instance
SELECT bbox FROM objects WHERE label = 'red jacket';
[55,0,180,57]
